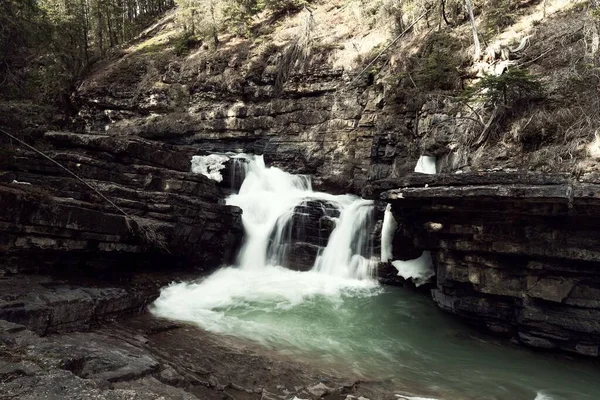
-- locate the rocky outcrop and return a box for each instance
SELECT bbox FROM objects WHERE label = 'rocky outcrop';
[74,37,424,195]
[286,200,339,271]
[382,172,600,356]
[1,131,242,275]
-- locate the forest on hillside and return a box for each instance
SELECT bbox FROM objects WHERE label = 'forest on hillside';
[0,0,550,106]
[1,0,175,105]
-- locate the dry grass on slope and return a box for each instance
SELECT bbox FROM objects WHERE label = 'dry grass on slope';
[380,0,600,176]
[471,1,600,176]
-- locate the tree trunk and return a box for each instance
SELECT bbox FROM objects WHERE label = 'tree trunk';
[96,2,104,54]
[465,0,481,60]
[543,0,547,18]
[441,0,452,26]
[210,0,219,49]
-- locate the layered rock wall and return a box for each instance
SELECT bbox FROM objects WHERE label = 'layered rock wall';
[76,47,423,194]
[0,131,243,333]
[383,172,600,356]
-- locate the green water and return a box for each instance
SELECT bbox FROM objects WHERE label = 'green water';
[229,288,600,399]
[153,267,600,400]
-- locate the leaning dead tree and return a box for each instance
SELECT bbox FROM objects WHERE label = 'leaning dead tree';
[465,0,481,60]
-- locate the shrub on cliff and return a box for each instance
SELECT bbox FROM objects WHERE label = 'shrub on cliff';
[464,68,545,108]
[412,31,469,92]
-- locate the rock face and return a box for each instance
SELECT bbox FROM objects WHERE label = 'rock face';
[382,172,600,356]
[0,131,243,333]
[1,131,242,274]
[74,43,424,195]
[285,200,339,271]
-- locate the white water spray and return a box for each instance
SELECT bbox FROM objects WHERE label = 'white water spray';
[392,252,435,287]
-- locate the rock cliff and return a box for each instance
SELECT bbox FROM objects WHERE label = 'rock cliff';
[381,172,600,356]
[0,130,243,333]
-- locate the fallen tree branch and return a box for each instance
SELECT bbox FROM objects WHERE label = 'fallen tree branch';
[472,105,499,147]
[518,48,552,68]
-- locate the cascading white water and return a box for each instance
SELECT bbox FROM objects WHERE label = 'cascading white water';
[152,155,379,338]
[312,198,375,279]
[225,155,376,277]
[229,153,251,191]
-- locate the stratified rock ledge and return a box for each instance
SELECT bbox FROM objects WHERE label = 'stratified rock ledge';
[381,172,600,357]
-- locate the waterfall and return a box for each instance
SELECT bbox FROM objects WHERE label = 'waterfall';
[229,153,251,191]
[226,155,376,278]
[313,198,375,279]
[414,155,437,174]
[152,155,378,335]
[380,204,397,263]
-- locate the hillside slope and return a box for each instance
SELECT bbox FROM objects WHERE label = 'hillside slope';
[73,0,599,192]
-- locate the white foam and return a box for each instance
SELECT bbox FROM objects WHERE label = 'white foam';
[414,156,437,174]
[534,392,555,400]
[381,204,397,263]
[391,251,435,287]
[152,266,378,334]
[12,180,31,185]
[191,154,230,182]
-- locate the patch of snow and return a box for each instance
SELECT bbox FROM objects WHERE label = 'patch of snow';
[391,251,435,287]
[191,154,230,182]
[588,130,600,160]
[414,156,437,174]
[380,204,397,263]
[12,180,31,185]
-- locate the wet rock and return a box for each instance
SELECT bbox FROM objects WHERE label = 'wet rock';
[287,243,321,272]
[307,382,332,397]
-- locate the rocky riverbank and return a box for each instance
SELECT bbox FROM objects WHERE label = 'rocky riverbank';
[0,312,395,400]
